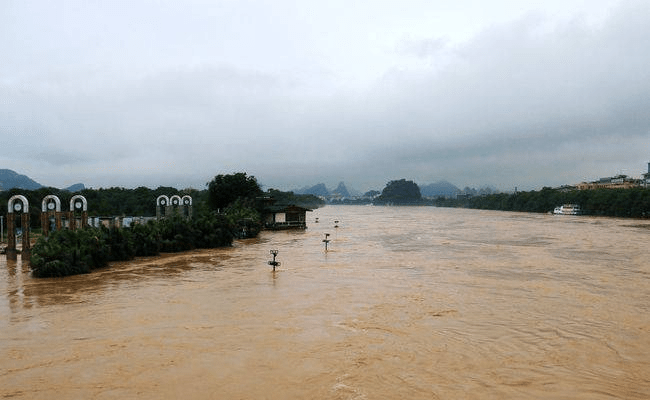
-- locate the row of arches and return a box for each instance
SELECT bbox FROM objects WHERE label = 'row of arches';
[40,194,89,236]
[5,194,88,260]
[156,195,193,220]
[4,194,193,260]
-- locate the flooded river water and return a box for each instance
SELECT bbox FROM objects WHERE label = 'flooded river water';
[1,205,649,399]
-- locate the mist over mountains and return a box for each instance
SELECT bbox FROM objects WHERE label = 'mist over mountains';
[2,168,495,198]
[419,181,461,198]
[293,180,492,198]
[0,169,85,192]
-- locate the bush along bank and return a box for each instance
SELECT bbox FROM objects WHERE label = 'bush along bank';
[30,212,234,278]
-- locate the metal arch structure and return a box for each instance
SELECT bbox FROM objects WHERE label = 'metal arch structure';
[181,195,193,219]
[41,195,63,236]
[156,195,170,220]
[70,195,88,212]
[156,195,192,220]
[170,195,182,209]
[6,195,30,260]
[170,195,182,218]
[69,195,88,230]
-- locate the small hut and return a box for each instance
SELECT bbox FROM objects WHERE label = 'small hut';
[263,205,311,230]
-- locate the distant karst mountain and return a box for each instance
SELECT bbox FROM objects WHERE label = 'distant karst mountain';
[0,169,43,190]
[0,169,85,192]
[419,180,461,198]
[295,182,358,198]
[331,182,350,198]
[296,183,330,197]
[296,180,465,198]
[64,183,86,192]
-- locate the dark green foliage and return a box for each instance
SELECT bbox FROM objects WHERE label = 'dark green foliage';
[189,212,233,247]
[375,179,422,205]
[103,226,136,261]
[0,177,317,230]
[460,187,650,218]
[207,172,263,211]
[31,228,109,277]
[149,211,235,252]
[78,186,193,216]
[0,186,200,227]
[223,199,262,239]
[157,215,196,252]
[29,211,234,278]
[130,221,161,257]
[264,189,325,209]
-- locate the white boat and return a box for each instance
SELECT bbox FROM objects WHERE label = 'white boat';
[553,204,581,215]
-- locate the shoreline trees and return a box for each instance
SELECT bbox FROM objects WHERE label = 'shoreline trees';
[460,187,650,218]
[23,172,325,277]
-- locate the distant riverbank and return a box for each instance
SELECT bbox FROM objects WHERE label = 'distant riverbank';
[332,187,650,218]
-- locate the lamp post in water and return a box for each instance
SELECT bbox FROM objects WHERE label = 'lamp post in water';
[268,250,280,271]
[322,233,331,251]
[1,215,3,244]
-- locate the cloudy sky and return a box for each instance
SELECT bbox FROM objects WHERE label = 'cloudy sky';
[1,0,649,192]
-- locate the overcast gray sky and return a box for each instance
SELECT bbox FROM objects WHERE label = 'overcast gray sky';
[2,0,649,192]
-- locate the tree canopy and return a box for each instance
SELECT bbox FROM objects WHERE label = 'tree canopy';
[207,172,263,211]
[375,179,422,205]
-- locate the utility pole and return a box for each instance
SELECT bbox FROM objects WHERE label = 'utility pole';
[1,215,4,244]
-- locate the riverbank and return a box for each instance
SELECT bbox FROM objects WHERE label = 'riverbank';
[334,187,650,218]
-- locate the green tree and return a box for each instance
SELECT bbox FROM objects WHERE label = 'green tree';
[264,188,325,209]
[375,179,422,205]
[207,172,263,211]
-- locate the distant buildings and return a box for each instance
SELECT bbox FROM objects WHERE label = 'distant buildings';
[575,175,641,190]
[575,162,650,190]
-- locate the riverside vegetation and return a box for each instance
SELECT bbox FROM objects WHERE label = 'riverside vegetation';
[442,186,650,218]
[30,213,233,278]
[20,173,324,278]
[335,180,650,218]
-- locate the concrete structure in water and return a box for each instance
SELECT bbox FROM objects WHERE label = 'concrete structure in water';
[41,195,63,236]
[69,195,88,230]
[6,195,30,260]
[3,194,89,260]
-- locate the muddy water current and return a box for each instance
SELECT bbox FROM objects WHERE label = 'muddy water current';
[1,206,649,399]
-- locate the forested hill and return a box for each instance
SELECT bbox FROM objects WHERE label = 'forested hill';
[0,169,85,191]
[0,169,42,190]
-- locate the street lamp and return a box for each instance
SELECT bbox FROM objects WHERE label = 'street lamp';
[268,249,280,271]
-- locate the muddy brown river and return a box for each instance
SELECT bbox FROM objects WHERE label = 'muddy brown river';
[1,206,649,399]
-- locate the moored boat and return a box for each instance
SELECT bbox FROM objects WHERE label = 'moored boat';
[553,204,581,215]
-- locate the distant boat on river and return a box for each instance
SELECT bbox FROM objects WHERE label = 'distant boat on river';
[553,204,581,215]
